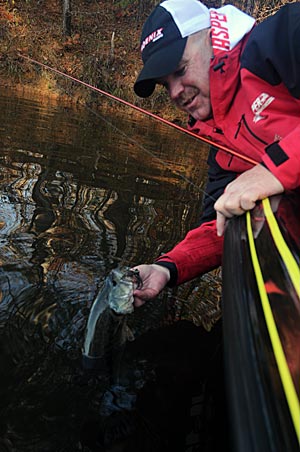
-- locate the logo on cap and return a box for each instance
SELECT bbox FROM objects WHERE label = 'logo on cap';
[141,28,164,52]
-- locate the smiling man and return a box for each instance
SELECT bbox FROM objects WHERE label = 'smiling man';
[132,0,300,305]
[156,30,213,120]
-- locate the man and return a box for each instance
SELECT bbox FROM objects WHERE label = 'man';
[132,0,300,306]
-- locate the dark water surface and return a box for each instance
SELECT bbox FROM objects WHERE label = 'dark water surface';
[0,90,227,451]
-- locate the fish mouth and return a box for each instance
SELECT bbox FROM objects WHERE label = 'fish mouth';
[127,268,143,289]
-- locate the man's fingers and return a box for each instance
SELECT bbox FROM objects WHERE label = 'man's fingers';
[214,165,284,236]
[240,197,256,211]
[215,192,254,215]
[215,195,257,235]
[133,297,146,307]
[133,290,147,307]
[215,193,254,236]
[216,211,227,237]
[133,287,158,306]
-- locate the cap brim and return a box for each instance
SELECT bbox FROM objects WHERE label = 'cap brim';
[134,37,187,98]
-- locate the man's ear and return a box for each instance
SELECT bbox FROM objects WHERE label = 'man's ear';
[207,28,212,45]
[206,28,213,54]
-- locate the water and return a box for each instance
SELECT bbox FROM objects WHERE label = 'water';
[0,89,226,451]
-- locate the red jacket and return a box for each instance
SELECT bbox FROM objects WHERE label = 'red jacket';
[156,3,300,285]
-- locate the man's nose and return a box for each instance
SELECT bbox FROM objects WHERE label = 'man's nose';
[168,79,184,101]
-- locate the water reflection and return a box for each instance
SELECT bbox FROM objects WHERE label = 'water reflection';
[0,90,224,451]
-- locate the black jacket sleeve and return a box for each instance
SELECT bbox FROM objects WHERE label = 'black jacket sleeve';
[198,146,237,226]
[241,3,300,99]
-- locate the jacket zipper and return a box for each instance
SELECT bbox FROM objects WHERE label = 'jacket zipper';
[235,114,268,145]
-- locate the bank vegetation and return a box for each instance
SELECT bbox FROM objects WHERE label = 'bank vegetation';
[0,0,293,120]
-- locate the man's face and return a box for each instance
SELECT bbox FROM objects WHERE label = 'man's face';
[157,32,213,121]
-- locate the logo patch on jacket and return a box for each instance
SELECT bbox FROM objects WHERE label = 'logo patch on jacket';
[251,93,275,123]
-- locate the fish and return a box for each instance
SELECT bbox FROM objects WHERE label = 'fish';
[107,267,142,315]
[82,267,142,370]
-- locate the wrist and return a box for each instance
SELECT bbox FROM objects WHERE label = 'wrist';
[151,264,170,281]
[152,262,178,287]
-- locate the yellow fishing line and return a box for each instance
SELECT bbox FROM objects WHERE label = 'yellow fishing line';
[246,211,300,442]
[262,197,300,297]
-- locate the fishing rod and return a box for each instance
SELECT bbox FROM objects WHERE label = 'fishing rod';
[18,53,258,166]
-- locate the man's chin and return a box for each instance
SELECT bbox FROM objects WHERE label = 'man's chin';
[181,102,211,121]
[177,101,211,120]
[189,110,212,121]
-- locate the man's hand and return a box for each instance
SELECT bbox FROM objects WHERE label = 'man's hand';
[214,164,284,236]
[132,264,170,307]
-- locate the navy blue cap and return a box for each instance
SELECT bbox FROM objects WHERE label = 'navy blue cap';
[134,5,187,98]
[134,0,211,98]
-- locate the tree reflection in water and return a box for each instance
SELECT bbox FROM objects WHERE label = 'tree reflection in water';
[0,90,225,452]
